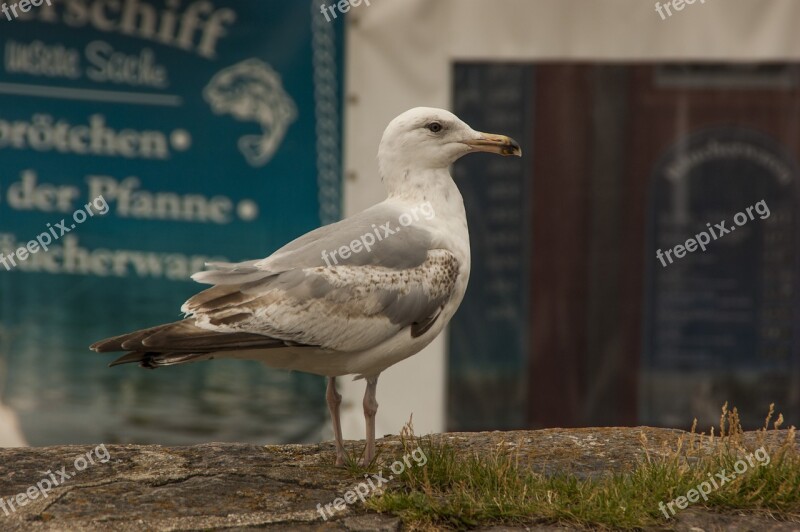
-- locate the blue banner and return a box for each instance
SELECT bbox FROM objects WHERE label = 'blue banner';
[0,0,344,445]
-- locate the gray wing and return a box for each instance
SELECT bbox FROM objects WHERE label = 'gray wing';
[268,203,433,271]
[198,204,431,281]
[182,205,459,352]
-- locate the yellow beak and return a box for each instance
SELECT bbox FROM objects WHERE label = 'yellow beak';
[463,133,522,157]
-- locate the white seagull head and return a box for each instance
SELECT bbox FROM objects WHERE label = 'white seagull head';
[377,107,521,182]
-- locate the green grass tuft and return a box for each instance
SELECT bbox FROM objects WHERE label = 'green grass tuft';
[362,404,800,530]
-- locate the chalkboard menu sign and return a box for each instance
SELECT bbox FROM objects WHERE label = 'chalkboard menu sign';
[0,1,344,445]
[447,64,531,431]
[642,127,799,426]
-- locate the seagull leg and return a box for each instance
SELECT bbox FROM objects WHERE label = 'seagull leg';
[361,375,379,466]
[326,376,346,466]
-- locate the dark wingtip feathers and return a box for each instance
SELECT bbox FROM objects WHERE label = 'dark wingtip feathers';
[94,318,307,370]
[108,351,149,367]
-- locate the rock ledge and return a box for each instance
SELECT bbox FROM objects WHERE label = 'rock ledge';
[0,427,797,531]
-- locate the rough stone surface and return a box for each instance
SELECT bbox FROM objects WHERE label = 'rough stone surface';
[0,428,796,531]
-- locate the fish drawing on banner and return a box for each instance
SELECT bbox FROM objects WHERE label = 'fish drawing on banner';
[204,58,297,167]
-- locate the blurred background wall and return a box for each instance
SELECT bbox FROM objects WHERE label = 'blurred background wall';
[2,0,799,448]
[342,0,800,438]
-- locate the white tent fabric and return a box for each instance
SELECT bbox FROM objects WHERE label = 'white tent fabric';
[0,404,26,447]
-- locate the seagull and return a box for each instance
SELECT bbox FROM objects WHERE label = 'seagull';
[91,107,521,465]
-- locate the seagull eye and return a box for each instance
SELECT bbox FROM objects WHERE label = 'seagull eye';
[426,122,443,133]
